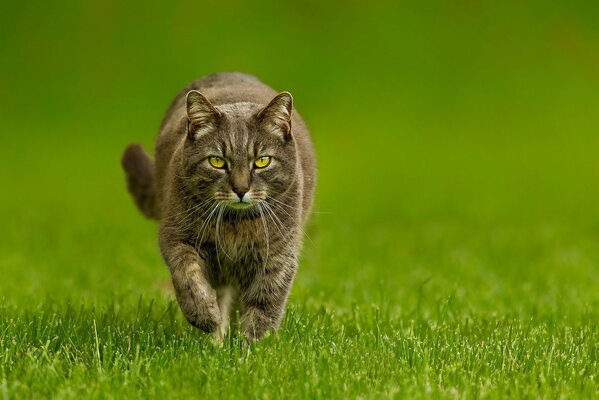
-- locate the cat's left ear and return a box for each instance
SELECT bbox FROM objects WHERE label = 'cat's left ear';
[257,92,293,140]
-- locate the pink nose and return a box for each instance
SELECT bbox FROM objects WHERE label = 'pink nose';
[232,185,249,200]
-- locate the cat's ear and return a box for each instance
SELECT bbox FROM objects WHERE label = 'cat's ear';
[257,92,293,140]
[186,90,221,139]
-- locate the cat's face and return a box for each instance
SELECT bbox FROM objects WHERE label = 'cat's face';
[180,91,297,214]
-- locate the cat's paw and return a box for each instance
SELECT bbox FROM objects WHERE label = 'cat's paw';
[179,286,222,333]
[211,330,225,347]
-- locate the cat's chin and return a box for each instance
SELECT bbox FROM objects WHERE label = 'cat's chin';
[227,202,254,210]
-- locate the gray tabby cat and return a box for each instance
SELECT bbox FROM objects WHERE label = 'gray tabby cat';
[122,72,316,342]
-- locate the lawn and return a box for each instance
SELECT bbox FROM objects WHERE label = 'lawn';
[1,1,598,398]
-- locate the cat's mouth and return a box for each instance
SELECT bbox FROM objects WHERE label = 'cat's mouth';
[227,201,254,210]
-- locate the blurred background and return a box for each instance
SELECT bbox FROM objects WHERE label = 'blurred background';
[1,0,598,315]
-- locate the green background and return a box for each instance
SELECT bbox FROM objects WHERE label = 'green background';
[1,1,597,398]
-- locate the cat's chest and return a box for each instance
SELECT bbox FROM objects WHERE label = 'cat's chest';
[198,218,267,262]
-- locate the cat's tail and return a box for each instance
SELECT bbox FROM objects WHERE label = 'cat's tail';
[121,144,159,220]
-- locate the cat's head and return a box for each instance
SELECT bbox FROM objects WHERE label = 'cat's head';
[179,90,297,213]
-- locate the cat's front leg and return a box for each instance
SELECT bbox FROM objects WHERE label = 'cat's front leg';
[159,238,221,332]
[241,258,297,341]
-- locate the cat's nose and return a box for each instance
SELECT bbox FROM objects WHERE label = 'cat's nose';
[232,185,249,200]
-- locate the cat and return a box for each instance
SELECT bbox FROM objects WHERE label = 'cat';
[122,72,316,342]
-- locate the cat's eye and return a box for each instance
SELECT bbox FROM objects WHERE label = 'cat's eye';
[254,156,271,168]
[208,156,226,169]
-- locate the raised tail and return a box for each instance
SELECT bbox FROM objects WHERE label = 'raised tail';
[121,144,159,220]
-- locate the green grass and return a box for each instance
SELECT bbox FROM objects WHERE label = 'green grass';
[1,301,595,398]
[1,0,599,398]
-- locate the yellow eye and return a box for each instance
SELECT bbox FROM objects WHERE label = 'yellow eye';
[208,156,226,169]
[254,156,271,168]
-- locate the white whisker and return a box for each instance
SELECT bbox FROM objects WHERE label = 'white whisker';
[194,202,220,251]
[216,203,233,261]
[258,204,270,272]
[261,202,293,244]
[173,198,215,229]
[266,197,313,244]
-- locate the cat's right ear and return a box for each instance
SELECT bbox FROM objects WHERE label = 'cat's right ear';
[186,90,221,140]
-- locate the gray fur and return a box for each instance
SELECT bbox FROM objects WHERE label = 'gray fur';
[122,72,316,341]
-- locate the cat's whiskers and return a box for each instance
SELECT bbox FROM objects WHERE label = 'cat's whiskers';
[194,202,221,251]
[265,195,297,211]
[171,197,214,228]
[191,203,217,247]
[169,191,214,220]
[168,200,202,224]
[257,203,270,272]
[215,203,234,261]
[175,198,218,233]
[266,197,313,244]
[213,203,225,270]
[261,202,293,244]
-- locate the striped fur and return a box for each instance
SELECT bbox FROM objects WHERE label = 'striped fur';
[122,73,316,342]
